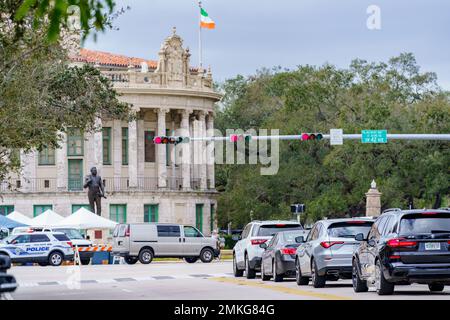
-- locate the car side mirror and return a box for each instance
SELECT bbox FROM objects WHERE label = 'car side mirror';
[295,236,305,243]
[0,255,12,272]
[355,233,365,241]
[259,243,268,249]
[0,274,18,293]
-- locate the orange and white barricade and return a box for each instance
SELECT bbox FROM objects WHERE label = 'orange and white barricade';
[77,245,112,253]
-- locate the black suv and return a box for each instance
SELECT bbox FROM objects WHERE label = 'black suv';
[352,208,450,295]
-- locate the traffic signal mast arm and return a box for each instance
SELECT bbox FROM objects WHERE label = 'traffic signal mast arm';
[188,133,450,141]
[254,133,450,141]
[154,133,450,143]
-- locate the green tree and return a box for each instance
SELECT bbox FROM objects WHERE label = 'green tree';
[0,1,133,181]
[12,0,122,41]
[216,54,450,229]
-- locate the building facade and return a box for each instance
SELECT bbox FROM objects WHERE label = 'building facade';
[0,30,221,235]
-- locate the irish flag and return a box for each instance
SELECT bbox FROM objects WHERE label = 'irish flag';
[200,7,215,29]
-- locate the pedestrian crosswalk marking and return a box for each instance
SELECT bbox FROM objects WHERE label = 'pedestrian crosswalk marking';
[18,273,232,287]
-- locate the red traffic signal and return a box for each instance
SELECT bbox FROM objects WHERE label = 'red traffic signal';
[153,136,189,144]
[230,134,252,142]
[301,133,323,141]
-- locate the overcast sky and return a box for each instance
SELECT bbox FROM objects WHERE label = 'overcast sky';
[85,0,450,88]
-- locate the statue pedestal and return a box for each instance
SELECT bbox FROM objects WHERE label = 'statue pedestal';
[366,180,382,217]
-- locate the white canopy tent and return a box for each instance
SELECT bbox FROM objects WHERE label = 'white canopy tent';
[53,208,117,230]
[6,211,32,225]
[30,209,64,227]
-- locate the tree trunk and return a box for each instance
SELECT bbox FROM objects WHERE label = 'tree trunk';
[432,193,441,209]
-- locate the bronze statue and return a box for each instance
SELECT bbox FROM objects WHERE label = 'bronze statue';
[83,167,105,216]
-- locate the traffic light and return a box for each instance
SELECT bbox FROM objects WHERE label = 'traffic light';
[230,134,252,142]
[153,136,190,145]
[301,133,323,141]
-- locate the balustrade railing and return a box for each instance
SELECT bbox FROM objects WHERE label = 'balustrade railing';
[1,177,212,193]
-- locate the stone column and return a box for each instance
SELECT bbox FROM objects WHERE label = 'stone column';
[366,180,382,217]
[198,111,207,190]
[137,118,145,184]
[93,118,103,173]
[20,150,36,192]
[128,119,138,188]
[206,113,215,189]
[190,115,196,187]
[56,132,67,191]
[113,120,122,191]
[179,109,192,190]
[157,108,170,188]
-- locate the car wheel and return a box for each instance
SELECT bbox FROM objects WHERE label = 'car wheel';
[428,284,445,292]
[233,254,244,277]
[261,261,270,281]
[80,259,90,266]
[200,248,214,263]
[138,249,154,264]
[124,256,138,265]
[273,259,283,282]
[295,259,309,286]
[352,259,368,293]
[375,260,394,295]
[185,257,199,264]
[311,259,326,288]
[48,251,63,266]
[245,255,256,279]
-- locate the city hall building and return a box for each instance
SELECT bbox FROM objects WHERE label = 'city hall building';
[0,29,221,235]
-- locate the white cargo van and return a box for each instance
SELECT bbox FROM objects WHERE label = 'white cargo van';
[112,223,220,264]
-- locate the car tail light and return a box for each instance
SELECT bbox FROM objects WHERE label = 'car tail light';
[389,255,401,260]
[422,212,438,215]
[387,238,418,248]
[67,241,73,247]
[346,221,366,224]
[280,248,296,255]
[447,241,450,245]
[320,241,344,248]
[251,239,267,245]
[275,224,286,227]
[125,225,130,237]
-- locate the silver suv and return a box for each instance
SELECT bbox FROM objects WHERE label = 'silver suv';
[112,223,220,264]
[295,218,374,288]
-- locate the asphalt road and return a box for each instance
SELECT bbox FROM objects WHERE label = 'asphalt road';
[6,261,450,300]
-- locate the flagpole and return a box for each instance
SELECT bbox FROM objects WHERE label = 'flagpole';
[198,1,203,71]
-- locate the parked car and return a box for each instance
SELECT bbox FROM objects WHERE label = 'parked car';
[0,232,74,266]
[0,255,17,299]
[233,220,303,279]
[12,227,93,265]
[112,223,220,264]
[352,208,450,295]
[295,218,374,288]
[260,229,309,282]
[52,228,93,265]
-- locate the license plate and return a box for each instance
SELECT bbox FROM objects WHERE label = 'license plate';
[425,242,441,250]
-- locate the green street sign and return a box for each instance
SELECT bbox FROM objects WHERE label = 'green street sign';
[361,130,387,143]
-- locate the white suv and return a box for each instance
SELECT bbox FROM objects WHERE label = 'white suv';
[233,221,303,278]
[0,232,74,266]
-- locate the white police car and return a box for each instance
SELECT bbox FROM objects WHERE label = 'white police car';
[0,232,74,266]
